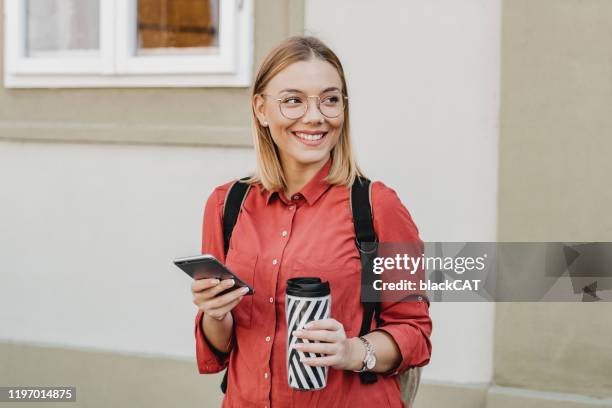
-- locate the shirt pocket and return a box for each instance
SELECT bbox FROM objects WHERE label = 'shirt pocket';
[291,258,361,334]
[224,247,257,329]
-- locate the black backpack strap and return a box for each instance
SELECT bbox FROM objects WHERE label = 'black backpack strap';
[350,176,382,385]
[222,177,251,255]
[219,177,251,394]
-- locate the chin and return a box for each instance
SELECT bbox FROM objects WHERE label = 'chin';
[291,150,331,165]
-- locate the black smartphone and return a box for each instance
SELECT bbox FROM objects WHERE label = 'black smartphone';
[173,254,255,296]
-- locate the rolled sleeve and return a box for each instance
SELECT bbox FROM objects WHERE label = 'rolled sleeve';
[370,181,433,376]
[373,300,432,376]
[194,182,235,374]
[195,309,234,373]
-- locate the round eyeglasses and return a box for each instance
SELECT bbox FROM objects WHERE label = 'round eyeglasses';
[261,91,348,120]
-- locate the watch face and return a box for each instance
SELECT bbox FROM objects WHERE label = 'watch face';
[366,355,376,370]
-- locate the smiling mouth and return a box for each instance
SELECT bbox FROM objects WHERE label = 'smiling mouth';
[291,131,328,141]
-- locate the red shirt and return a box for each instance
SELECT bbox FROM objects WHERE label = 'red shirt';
[194,157,432,408]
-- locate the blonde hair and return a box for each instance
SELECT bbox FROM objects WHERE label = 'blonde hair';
[246,36,365,192]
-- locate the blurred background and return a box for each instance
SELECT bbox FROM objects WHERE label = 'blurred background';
[1,0,611,407]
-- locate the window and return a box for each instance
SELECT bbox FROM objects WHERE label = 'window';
[4,0,253,87]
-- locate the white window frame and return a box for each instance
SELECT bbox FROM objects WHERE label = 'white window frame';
[3,0,253,88]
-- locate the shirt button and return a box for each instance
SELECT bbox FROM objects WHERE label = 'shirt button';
[264,372,269,379]
[281,230,288,237]
[269,297,274,303]
[272,259,278,265]
[292,195,300,200]
[265,336,271,342]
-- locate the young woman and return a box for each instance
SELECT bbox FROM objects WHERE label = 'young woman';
[191,36,432,408]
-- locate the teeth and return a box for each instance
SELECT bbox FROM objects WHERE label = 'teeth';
[294,132,324,141]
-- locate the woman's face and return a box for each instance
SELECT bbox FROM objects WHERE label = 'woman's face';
[253,58,345,171]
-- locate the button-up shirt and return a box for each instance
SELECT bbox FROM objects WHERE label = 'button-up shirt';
[194,157,432,407]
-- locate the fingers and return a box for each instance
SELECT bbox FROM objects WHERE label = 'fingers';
[300,355,338,367]
[191,277,221,293]
[198,285,248,320]
[192,278,248,315]
[302,318,342,331]
[294,341,338,355]
[192,279,221,307]
[292,319,347,369]
[206,286,249,319]
[205,286,249,310]
[192,278,236,301]
[206,295,243,321]
[293,328,338,343]
[204,279,240,300]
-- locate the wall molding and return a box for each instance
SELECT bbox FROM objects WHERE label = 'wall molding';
[0,121,253,147]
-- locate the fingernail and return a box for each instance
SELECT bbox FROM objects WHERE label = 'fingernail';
[240,287,249,293]
[227,279,235,286]
[211,279,220,284]
[304,322,312,329]
[293,330,302,336]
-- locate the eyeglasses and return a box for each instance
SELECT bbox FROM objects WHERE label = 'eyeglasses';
[260,91,348,120]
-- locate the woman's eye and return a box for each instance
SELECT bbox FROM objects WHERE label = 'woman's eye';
[282,97,303,104]
[322,95,340,105]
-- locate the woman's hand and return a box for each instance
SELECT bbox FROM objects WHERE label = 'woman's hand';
[293,318,363,371]
[191,278,249,321]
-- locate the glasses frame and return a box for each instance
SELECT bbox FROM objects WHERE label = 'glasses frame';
[260,92,349,120]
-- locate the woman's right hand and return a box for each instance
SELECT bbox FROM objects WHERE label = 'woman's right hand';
[191,278,249,321]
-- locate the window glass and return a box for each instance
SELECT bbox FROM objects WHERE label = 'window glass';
[137,0,220,56]
[26,0,100,57]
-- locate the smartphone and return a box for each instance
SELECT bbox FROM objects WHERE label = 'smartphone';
[173,254,255,296]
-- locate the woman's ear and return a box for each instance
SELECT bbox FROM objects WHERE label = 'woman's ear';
[252,94,268,127]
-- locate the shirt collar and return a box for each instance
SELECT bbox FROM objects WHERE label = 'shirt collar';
[264,156,333,206]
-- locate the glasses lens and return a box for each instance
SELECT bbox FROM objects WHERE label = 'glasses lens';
[280,94,307,119]
[278,92,345,119]
[319,92,344,118]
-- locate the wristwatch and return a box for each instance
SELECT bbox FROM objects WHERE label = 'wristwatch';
[353,336,377,372]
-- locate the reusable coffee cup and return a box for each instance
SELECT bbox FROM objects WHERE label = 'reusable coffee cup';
[285,277,331,391]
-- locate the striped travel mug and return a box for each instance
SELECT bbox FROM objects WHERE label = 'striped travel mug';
[285,277,331,391]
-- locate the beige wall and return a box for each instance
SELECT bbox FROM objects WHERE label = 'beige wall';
[0,0,304,147]
[0,342,226,408]
[497,0,612,399]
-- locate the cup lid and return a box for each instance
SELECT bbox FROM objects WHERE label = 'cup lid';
[286,277,330,297]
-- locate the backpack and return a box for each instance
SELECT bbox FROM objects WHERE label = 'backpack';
[218,176,422,405]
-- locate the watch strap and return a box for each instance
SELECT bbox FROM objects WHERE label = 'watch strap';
[353,336,375,372]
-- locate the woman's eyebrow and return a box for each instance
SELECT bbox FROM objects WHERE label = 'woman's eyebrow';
[321,86,341,93]
[279,86,341,94]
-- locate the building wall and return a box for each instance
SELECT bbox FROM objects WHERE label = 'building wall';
[2,0,611,407]
[1,0,501,406]
[496,0,612,401]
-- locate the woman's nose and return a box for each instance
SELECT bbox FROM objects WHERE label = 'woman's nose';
[301,97,325,124]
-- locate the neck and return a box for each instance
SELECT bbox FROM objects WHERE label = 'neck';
[281,155,329,198]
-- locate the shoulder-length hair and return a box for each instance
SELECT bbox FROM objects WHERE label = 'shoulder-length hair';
[246,36,364,192]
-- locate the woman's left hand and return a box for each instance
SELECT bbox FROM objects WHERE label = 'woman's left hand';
[293,318,359,371]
